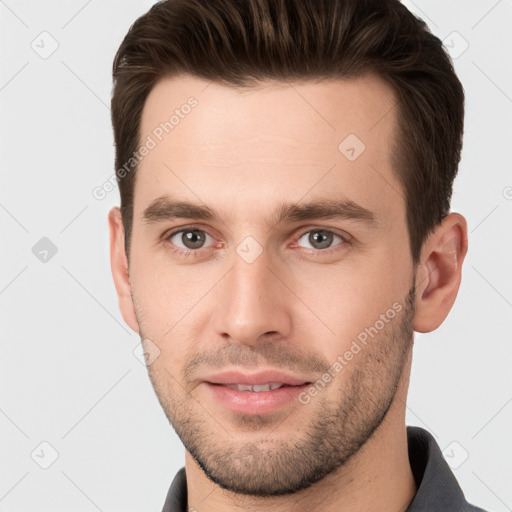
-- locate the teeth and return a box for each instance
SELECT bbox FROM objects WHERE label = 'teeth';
[225,383,285,392]
[253,383,283,392]
[234,384,253,391]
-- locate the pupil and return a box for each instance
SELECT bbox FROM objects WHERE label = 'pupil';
[310,230,332,249]
[183,230,205,249]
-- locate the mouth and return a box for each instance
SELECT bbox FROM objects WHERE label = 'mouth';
[203,381,312,415]
[209,382,310,392]
[200,369,314,414]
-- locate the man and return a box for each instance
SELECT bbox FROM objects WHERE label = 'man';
[108,0,488,510]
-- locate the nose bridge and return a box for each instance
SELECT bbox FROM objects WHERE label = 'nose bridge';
[213,243,291,343]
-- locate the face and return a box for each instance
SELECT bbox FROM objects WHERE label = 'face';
[123,73,418,495]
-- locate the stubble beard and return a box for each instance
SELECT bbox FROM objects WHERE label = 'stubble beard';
[141,283,416,496]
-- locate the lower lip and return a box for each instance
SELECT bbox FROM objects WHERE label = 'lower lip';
[203,382,310,415]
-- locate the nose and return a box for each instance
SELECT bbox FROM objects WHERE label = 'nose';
[212,247,293,346]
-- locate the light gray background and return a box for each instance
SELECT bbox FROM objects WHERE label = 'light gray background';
[1,1,511,511]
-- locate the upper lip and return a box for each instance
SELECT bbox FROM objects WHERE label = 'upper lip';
[203,370,311,386]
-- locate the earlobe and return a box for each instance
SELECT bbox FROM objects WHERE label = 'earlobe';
[413,213,468,333]
[108,207,140,334]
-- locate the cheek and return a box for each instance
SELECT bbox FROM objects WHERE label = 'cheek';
[130,253,208,324]
[129,257,219,367]
[290,251,408,355]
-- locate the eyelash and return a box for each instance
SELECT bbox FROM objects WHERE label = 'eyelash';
[163,225,352,258]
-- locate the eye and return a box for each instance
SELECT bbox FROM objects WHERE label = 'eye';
[163,225,350,258]
[168,227,215,251]
[295,229,347,251]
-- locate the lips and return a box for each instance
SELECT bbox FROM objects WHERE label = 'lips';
[203,369,311,388]
[201,370,313,413]
[203,379,311,415]
[224,383,286,392]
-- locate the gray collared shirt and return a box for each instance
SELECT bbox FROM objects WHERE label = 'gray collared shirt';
[161,426,489,511]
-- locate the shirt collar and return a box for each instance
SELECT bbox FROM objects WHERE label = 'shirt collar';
[161,426,486,512]
[405,426,486,511]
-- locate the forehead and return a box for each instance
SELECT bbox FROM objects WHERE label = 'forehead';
[140,73,397,147]
[134,73,404,226]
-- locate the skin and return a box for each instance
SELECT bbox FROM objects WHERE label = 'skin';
[109,73,468,512]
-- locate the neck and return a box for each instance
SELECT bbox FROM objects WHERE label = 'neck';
[185,351,416,512]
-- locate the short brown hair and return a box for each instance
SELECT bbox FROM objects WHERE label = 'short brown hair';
[111,0,464,265]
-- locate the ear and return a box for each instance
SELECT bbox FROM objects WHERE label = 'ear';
[108,207,140,334]
[413,212,468,333]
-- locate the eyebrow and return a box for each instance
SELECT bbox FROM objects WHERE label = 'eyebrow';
[142,194,378,229]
